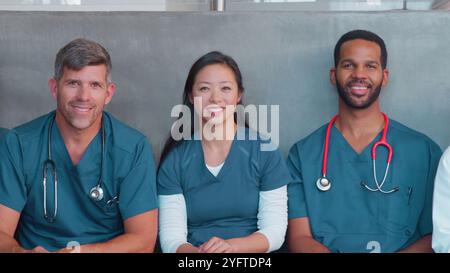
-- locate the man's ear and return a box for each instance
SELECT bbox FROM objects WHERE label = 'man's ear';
[48,78,58,100]
[382,68,389,87]
[104,83,116,105]
[330,68,337,86]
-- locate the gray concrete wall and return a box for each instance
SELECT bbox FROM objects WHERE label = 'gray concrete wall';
[0,11,449,160]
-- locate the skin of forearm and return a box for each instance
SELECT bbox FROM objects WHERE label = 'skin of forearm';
[0,231,26,253]
[62,233,155,253]
[288,235,331,253]
[397,235,433,253]
[176,243,200,253]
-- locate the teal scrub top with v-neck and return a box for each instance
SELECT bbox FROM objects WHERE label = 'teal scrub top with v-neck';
[0,111,157,251]
[287,119,442,253]
[157,127,291,247]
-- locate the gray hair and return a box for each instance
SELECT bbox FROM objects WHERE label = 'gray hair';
[54,38,112,82]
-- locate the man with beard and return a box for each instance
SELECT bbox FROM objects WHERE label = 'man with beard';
[286,30,442,253]
[0,38,158,253]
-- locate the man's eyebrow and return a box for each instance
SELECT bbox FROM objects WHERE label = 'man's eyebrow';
[64,78,80,82]
[340,59,380,65]
[340,58,354,63]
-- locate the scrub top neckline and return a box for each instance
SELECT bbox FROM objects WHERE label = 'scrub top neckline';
[52,117,104,173]
[331,124,385,162]
[196,127,242,182]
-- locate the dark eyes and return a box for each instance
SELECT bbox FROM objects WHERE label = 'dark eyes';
[67,80,80,86]
[342,63,354,69]
[198,86,232,92]
[66,81,103,88]
[341,63,378,69]
[91,82,103,88]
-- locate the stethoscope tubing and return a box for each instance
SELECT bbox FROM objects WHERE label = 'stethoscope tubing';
[318,112,397,194]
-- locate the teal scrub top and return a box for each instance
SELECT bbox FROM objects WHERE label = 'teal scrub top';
[0,111,158,251]
[287,119,442,253]
[0,128,8,139]
[158,127,291,247]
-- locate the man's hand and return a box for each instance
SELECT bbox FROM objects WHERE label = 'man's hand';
[19,246,50,253]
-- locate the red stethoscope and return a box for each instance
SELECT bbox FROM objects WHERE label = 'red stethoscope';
[316,112,399,194]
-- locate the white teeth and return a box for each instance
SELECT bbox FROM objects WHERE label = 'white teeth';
[207,108,223,113]
[73,106,90,111]
[351,86,368,90]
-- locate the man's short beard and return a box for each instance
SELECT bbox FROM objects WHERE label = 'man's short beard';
[336,78,382,109]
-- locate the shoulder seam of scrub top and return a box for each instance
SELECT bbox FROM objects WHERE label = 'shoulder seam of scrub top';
[110,135,149,156]
[11,113,53,143]
[182,143,199,171]
[236,143,260,171]
[291,123,328,152]
[103,112,150,154]
[389,119,438,144]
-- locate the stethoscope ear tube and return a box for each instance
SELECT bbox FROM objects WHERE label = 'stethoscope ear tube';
[43,159,57,223]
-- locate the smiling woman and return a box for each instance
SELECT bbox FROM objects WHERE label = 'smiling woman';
[157,51,291,253]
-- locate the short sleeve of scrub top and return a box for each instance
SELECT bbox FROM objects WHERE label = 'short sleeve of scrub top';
[118,137,158,220]
[417,140,442,236]
[287,141,307,219]
[258,138,292,191]
[157,145,183,195]
[0,131,27,212]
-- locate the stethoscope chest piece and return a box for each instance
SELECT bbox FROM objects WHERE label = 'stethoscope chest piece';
[89,185,104,202]
[316,177,331,192]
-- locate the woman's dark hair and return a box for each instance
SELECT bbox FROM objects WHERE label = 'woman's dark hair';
[158,51,245,168]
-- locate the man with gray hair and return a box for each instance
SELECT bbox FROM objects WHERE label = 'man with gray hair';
[0,38,158,253]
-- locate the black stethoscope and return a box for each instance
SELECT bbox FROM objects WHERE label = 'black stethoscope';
[43,114,106,223]
[316,112,398,194]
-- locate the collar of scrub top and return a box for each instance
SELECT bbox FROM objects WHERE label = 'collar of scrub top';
[193,126,249,181]
[316,112,398,194]
[43,112,107,223]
